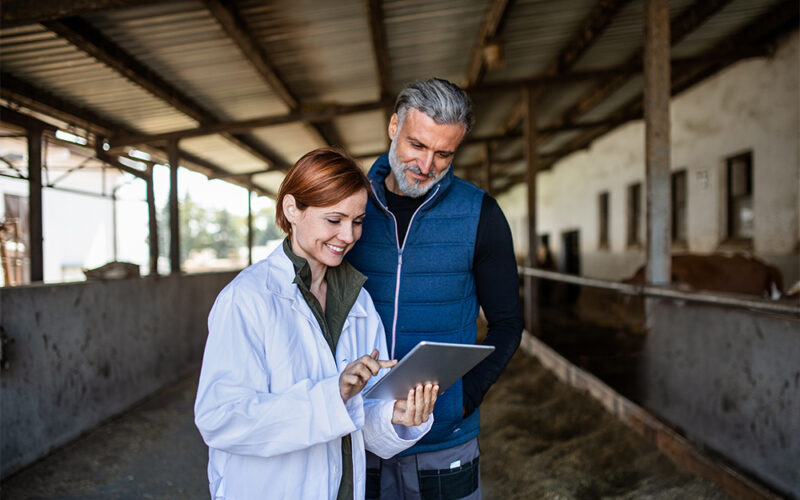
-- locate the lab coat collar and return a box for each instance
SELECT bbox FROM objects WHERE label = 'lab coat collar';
[264,243,368,320]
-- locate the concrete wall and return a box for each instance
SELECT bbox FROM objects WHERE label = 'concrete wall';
[0,271,237,478]
[642,302,800,497]
[497,31,800,285]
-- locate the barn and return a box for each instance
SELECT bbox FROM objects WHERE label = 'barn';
[1,0,798,498]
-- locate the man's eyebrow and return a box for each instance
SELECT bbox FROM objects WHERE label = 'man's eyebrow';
[406,135,456,155]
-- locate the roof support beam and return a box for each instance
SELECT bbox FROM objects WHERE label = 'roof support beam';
[105,49,759,148]
[1,71,125,136]
[0,0,160,26]
[145,168,159,276]
[43,17,288,170]
[167,140,181,275]
[536,0,734,142]
[2,75,273,196]
[501,0,633,134]
[464,0,513,88]
[202,0,342,150]
[523,86,540,335]
[644,0,672,286]
[110,100,388,147]
[367,0,394,126]
[534,0,799,173]
[28,129,44,282]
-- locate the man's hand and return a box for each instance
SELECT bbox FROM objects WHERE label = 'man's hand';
[339,349,397,403]
[391,383,438,426]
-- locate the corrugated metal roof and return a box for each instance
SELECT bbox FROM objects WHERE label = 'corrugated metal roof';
[239,0,381,104]
[384,0,487,90]
[0,24,198,134]
[1,0,794,196]
[84,1,289,121]
[332,110,388,156]
[486,0,599,82]
[672,0,785,58]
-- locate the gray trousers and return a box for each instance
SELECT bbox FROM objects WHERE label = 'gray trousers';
[365,438,480,500]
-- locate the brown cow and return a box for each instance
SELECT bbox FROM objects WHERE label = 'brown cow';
[625,253,784,299]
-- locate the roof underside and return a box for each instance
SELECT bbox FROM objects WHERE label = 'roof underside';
[1,0,797,197]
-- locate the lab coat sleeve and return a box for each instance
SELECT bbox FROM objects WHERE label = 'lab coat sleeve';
[359,297,433,459]
[194,284,358,458]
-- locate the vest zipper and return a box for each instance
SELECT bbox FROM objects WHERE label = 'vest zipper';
[370,180,440,358]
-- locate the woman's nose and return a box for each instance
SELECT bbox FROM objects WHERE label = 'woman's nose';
[339,223,355,243]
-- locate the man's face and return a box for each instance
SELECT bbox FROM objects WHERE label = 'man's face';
[386,108,466,198]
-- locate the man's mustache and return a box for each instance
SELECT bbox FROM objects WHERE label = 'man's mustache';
[403,165,436,179]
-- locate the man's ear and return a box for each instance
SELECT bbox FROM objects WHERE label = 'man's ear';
[283,194,300,223]
[388,113,399,141]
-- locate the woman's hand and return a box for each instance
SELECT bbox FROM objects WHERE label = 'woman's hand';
[339,349,397,403]
[391,383,438,426]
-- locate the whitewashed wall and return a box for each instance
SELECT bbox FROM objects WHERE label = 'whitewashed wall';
[498,31,799,285]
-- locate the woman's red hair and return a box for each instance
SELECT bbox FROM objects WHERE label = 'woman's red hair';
[275,148,370,235]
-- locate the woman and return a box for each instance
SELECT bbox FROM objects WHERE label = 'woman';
[194,148,437,499]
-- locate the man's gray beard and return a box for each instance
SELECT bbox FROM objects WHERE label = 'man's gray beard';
[388,137,449,198]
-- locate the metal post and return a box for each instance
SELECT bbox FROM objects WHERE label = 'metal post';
[112,186,118,262]
[523,85,540,334]
[644,0,671,285]
[168,140,180,274]
[247,190,253,266]
[27,128,44,282]
[483,142,494,197]
[146,168,159,276]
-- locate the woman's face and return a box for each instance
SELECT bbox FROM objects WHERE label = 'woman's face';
[285,189,368,273]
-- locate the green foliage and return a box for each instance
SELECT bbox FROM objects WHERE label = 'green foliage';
[157,194,281,261]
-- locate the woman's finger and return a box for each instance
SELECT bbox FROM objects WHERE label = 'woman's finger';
[414,385,426,425]
[350,362,375,383]
[377,359,398,370]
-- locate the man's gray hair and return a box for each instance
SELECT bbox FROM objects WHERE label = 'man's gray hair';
[394,78,474,135]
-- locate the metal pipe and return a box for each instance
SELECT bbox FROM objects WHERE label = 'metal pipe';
[519,266,800,316]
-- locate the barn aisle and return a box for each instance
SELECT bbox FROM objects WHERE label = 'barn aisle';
[2,352,727,499]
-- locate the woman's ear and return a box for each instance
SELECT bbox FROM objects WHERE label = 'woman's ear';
[283,194,300,224]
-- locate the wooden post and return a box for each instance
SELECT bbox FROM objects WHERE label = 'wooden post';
[483,142,494,196]
[146,167,159,276]
[28,128,43,282]
[247,190,253,266]
[523,85,540,334]
[168,140,181,274]
[644,0,671,286]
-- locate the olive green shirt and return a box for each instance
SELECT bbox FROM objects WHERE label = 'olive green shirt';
[283,239,367,500]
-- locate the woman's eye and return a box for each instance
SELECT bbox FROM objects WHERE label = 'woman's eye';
[327,219,340,225]
[353,220,364,226]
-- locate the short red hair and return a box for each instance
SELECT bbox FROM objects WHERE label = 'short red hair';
[276,148,370,236]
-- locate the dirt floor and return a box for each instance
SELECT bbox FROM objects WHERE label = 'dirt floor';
[479,350,728,499]
[2,352,728,500]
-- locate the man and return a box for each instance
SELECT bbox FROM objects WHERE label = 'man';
[347,78,523,499]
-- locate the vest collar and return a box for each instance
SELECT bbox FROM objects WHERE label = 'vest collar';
[367,153,454,211]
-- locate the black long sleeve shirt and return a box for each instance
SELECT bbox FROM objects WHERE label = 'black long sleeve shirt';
[384,187,524,417]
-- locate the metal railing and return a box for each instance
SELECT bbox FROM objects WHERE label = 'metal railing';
[520,267,800,317]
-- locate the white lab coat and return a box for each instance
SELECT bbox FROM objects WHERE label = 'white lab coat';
[194,244,431,499]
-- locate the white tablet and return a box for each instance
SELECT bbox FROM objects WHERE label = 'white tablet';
[362,341,495,400]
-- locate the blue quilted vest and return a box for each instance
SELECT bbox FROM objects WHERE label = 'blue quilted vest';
[347,154,486,455]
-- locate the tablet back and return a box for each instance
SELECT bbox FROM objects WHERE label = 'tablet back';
[362,341,495,400]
